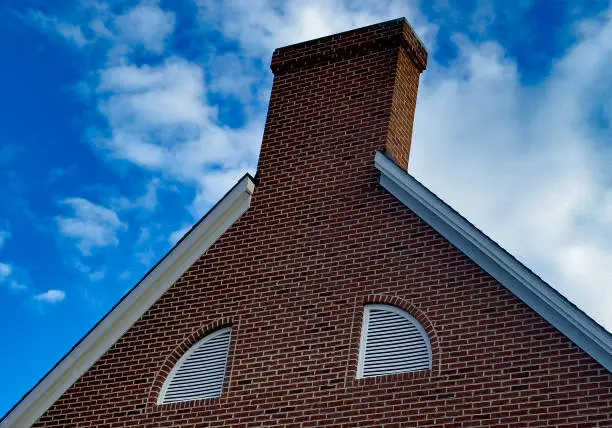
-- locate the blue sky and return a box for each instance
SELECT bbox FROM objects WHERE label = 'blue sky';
[2,0,612,417]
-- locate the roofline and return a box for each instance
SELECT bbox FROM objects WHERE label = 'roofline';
[375,151,612,373]
[1,174,256,427]
[5,152,611,425]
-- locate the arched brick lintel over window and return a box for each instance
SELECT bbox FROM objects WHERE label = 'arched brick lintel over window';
[147,317,237,409]
[347,294,441,382]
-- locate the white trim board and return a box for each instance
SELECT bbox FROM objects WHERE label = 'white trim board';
[375,151,612,373]
[1,175,256,428]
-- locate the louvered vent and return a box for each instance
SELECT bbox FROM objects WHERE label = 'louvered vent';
[358,304,431,378]
[159,327,232,404]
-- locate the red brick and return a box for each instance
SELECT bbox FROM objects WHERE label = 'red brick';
[34,18,612,427]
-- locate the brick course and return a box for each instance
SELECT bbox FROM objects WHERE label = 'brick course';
[34,18,612,427]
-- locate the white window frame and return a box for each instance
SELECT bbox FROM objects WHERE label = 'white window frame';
[158,326,232,404]
[357,304,432,378]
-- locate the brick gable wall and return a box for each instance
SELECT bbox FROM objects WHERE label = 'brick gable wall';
[34,19,612,427]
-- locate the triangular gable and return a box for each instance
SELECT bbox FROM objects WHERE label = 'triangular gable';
[374,151,612,372]
[5,152,612,426]
[0,174,256,428]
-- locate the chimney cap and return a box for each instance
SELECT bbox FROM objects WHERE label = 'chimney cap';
[270,17,428,75]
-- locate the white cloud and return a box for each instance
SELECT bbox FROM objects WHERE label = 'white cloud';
[35,289,66,304]
[72,259,106,282]
[24,10,90,46]
[0,262,28,292]
[88,1,424,219]
[113,2,175,54]
[133,227,156,265]
[56,198,127,256]
[23,0,612,332]
[111,178,161,211]
[98,58,213,129]
[135,249,155,265]
[22,2,260,216]
[73,259,93,274]
[136,227,151,245]
[93,57,261,215]
[197,0,434,56]
[191,167,250,215]
[0,226,10,248]
[9,280,28,292]
[206,53,269,105]
[0,262,12,281]
[409,12,612,330]
[194,1,612,331]
[24,1,174,57]
[88,270,106,281]
[169,225,191,245]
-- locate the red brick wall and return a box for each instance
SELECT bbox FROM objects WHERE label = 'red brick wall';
[34,19,612,427]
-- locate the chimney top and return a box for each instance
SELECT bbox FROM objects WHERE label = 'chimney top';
[257,16,428,181]
[270,17,428,76]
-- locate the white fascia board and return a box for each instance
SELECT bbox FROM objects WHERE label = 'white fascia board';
[1,175,256,428]
[375,151,612,373]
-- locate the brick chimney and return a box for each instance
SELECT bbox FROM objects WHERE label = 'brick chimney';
[256,17,427,190]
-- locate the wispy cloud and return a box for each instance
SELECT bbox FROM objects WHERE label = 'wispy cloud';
[22,1,262,217]
[72,259,106,282]
[133,227,155,265]
[0,224,10,249]
[111,178,161,211]
[409,11,612,330]
[169,225,190,245]
[0,262,11,282]
[22,0,175,61]
[9,281,28,292]
[192,0,612,330]
[24,10,90,47]
[197,0,434,56]
[93,56,260,215]
[55,197,127,256]
[18,0,612,332]
[0,262,28,292]
[34,289,66,304]
[88,270,106,282]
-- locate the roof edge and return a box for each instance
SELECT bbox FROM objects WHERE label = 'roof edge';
[374,151,612,372]
[1,174,256,427]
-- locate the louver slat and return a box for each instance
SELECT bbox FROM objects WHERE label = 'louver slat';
[358,305,431,378]
[159,327,232,404]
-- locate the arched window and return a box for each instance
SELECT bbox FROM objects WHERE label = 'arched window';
[357,304,431,378]
[158,327,232,404]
